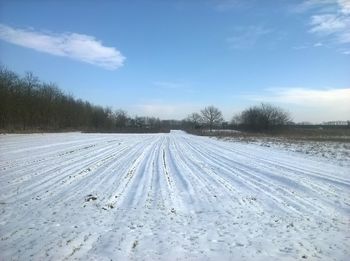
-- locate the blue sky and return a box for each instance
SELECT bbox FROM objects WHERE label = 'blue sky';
[0,0,349,122]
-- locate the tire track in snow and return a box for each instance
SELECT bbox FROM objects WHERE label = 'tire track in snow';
[0,131,349,260]
[178,134,349,217]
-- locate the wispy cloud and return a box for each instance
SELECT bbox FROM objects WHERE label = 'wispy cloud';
[310,14,348,34]
[251,87,350,105]
[0,24,125,70]
[309,12,350,46]
[339,0,350,14]
[296,0,350,46]
[227,26,271,49]
[293,0,338,13]
[310,15,350,44]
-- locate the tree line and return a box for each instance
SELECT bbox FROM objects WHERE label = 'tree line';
[184,104,291,132]
[0,67,177,132]
[0,67,117,132]
[1,66,291,133]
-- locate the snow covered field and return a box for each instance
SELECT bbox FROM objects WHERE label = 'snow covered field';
[219,136,350,168]
[0,131,349,260]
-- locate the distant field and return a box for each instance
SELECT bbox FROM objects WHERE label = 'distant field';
[200,127,350,167]
[0,131,349,260]
[204,126,350,141]
[217,134,350,168]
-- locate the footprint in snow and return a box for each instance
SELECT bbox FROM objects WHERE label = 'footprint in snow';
[85,194,97,202]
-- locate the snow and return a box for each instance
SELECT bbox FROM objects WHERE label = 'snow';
[0,130,349,260]
[219,136,350,168]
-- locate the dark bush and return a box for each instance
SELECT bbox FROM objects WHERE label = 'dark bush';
[234,103,291,132]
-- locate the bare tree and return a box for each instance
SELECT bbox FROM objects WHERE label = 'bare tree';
[201,106,223,132]
[114,109,128,128]
[186,112,202,129]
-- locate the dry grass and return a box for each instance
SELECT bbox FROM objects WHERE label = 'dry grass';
[199,127,350,143]
[211,128,350,167]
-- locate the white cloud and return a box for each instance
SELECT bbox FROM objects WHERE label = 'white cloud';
[127,100,234,121]
[310,14,348,33]
[227,26,271,49]
[338,30,350,42]
[261,87,350,105]
[0,24,125,70]
[310,14,350,43]
[301,0,350,45]
[245,87,350,122]
[293,0,337,13]
[338,0,350,14]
